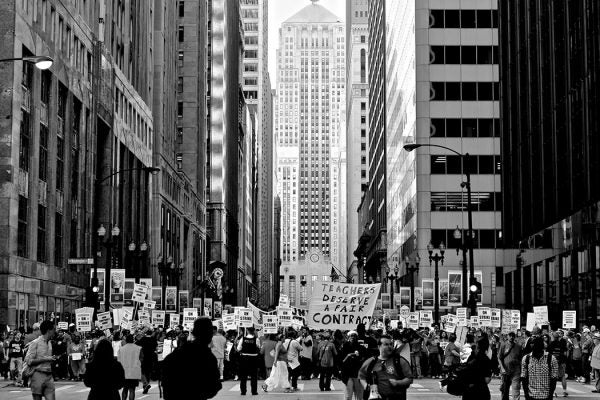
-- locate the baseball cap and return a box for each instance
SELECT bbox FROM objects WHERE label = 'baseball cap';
[347,330,358,337]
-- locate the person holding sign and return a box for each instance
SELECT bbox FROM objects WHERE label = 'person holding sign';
[67,336,86,381]
[236,326,261,396]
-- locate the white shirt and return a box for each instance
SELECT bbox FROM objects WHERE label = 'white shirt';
[299,335,313,359]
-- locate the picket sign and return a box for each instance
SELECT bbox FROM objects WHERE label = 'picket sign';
[491,308,501,328]
[562,311,576,329]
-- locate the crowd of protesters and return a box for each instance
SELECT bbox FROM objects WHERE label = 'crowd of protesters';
[3,318,600,400]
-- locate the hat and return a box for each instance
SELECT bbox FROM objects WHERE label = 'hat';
[347,330,358,337]
[583,328,591,333]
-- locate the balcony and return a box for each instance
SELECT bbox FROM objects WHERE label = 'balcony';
[17,169,29,197]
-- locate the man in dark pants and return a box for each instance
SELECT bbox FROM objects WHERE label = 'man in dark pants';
[499,332,522,400]
[236,327,260,396]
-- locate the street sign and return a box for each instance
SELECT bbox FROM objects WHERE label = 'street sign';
[399,305,410,320]
[68,258,94,265]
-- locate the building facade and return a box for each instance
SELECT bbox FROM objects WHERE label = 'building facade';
[207,0,245,306]
[345,0,369,282]
[240,0,275,308]
[499,0,600,326]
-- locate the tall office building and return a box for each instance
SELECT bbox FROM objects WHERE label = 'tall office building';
[276,1,345,306]
[345,0,369,282]
[207,0,246,306]
[359,0,505,312]
[499,1,600,325]
[240,0,275,308]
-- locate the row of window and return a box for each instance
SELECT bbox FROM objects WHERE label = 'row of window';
[431,229,503,249]
[429,9,498,29]
[431,81,499,101]
[430,118,500,138]
[431,155,501,175]
[430,46,498,65]
[430,192,502,212]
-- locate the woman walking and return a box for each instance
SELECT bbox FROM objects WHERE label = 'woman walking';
[67,335,86,381]
[461,335,493,400]
[262,334,291,393]
[118,334,143,400]
[84,339,125,400]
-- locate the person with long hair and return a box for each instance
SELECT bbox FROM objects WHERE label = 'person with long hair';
[461,334,493,400]
[84,339,125,400]
[262,334,291,393]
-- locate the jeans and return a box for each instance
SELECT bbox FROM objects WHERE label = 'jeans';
[239,356,259,395]
[428,353,441,377]
[288,366,300,389]
[300,356,312,379]
[319,367,333,390]
[411,353,421,377]
[582,354,591,383]
[501,372,521,400]
[345,377,363,400]
[9,357,23,381]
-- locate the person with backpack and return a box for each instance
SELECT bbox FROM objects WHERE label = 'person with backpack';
[283,329,302,392]
[317,332,337,391]
[236,326,260,396]
[521,336,558,400]
[358,334,413,400]
[161,317,222,400]
[499,332,522,400]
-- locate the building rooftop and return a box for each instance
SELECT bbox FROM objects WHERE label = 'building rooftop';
[284,2,342,24]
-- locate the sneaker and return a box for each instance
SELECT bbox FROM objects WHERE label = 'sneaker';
[284,388,293,393]
[262,384,268,393]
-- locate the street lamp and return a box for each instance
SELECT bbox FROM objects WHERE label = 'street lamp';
[97,223,120,311]
[173,261,185,291]
[386,264,400,310]
[157,255,174,310]
[0,55,54,70]
[405,255,421,311]
[127,240,149,283]
[404,143,475,315]
[427,241,445,324]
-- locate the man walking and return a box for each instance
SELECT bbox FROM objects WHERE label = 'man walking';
[118,334,143,400]
[25,320,56,400]
[521,336,558,400]
[9,331,24,385]
[236,327,260,395]
[298,327,313,380]
[499,332,522,400]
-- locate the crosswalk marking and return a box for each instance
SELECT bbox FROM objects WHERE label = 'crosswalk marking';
[56,385,74,391]
[231,383,306,392]
[76,388,91,393]
[411,383,424,388]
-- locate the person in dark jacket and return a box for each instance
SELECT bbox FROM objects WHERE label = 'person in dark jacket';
[161,317,222,400]
[340,330,367,400]
[84,339,125,400]
[462,335,493,400]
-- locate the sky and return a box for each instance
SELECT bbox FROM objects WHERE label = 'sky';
[267,0,346,89]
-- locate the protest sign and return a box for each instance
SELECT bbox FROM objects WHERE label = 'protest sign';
[109,269,126,304]
[223,313,237,331]
[457,308,468,326]
[307,282,381,330]
[97,312,112,330]
[491,308,501,328]
[278,294,289,308]
[291,315,305,331]
[470,316,479,329]
[58,322,68,330]
[169,313,180,329]
[456,326,468,345]
[408,312,420,329]
[247,300,265,326]
[263,315,278,334]
[138,310,151,326]
[562,311,576,329]
[132,283,148,303]
[76,312,92,332]
[238,307,253,328]
[445,314,458,333]
[121,308,133,330]
[390,320,399,330]
[143,300,156,310]
[277,306,293,327]
[152,310,166,327]
[183,308,198,331]
[393,294,402,309]
[399,305,410,320]
[533,306,549,326]
[502,310,512,334]
[419,310,433,327]
[511,310,521,329]
[478,307,491,327]
[414,287,423,308]
[526,312,536,331]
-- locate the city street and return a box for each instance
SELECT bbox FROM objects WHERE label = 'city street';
[2,378,600,399]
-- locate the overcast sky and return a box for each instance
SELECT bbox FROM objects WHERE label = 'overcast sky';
[267,0,346,89]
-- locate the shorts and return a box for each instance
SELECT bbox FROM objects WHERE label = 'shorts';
[124,379,139,388]
[558,363,566,378]
[30,371,55,396]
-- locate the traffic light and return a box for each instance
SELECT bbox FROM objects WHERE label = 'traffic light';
[85,276,99,309]
[468,277,482,311]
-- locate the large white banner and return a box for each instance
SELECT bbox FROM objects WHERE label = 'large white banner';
[307,282,381,330]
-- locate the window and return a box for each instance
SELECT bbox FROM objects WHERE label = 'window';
[462,82,477,100]
[461,10,476,28]
[431,46,444,64]
[19,110,31,171]
[462,119,477,137]
[178,51,184,67]
[37,205,47,262]
[177,77,183,92]
[178,1,184,17]
[446,119,461,137]
[445,82,461,100]
[430,9,444,28]
[39,124,48,181]
[56,135,64,191]
[280,275,285,294]
[289,276,296,305]
[55,213,63,266]
[461,46,476,64]
[495,267,504,286]
[177,102,183,118]
[300,276,307,305]
[444,10,460,28]
[178,26,184,42]
[477,46,493,64]
[477,10,492,28]
[17,196,28,257]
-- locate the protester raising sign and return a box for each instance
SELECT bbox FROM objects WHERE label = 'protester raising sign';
[169,313,180,330]
[238,307,253,328]
[97,312,113,330]
[277,307,293,327]
[223,313,236,331]
[263,315,278,334]
[307,282,381,330]
[562,311,576,329]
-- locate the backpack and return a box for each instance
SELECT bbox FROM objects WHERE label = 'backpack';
[362,353,408,400]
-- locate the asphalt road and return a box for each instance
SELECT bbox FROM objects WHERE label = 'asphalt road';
[1,377,599,399]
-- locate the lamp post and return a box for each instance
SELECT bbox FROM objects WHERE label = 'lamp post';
[427,242,445,324]
[97,224,120,311]
[404,255,421,311]
[173,261,185,292]
[404,143,475,315]
[127,240,149,283]
[0,55,54,70]
[386,264,400,310]
[157,255,173,310]
[453,226,469,308]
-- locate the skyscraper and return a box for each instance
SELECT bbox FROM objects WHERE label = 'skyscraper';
[276,1,345,305]
[346,0,369,282]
